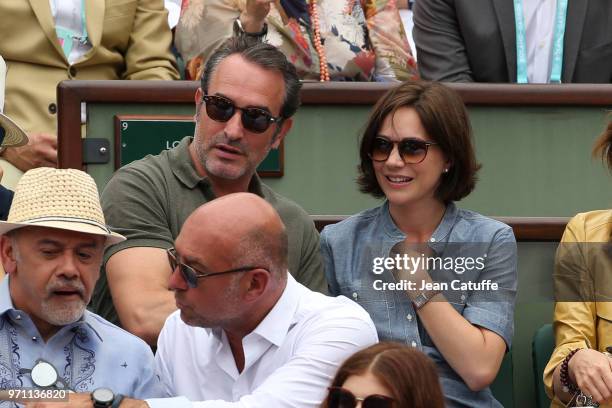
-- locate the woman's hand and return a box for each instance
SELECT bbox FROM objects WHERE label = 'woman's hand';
[569,349,612,403]
[240,0,273,33]
[390,241,434,301]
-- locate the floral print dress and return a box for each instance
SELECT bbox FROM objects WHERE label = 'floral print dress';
[175,0,418,81]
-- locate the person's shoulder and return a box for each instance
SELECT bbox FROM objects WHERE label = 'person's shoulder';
[565,210,612,241]
[261,185,308,215]
[102,150,174,198]
[260,184,315,230]
[321,206,383,240]
[113,150,171,179]
[296,286,376,328]
[454,207,515,241]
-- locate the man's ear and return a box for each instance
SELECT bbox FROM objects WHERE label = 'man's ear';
[242,268,270,302]
[194,88,204,120]
[271,118,293,150]
[0,235,18,275]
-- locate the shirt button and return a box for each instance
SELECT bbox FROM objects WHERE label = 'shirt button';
[461,294,466,301]
[15,315,21,320]
[352,292,358,300]
[411,341,417,347]
[32,336,37,341]
[430,237,436,242]
[406,314,413,321]
[69,66,77,77]
[48,103,57,114]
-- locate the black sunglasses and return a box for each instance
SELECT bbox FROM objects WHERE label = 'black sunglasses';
[202,94,282,134]
[369,136,438,164]
[0,126,5,144]
[327,387,395,408]
[167,247,263,288]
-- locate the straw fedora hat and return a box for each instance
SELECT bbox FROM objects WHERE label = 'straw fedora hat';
[0,56,28,148]
[0,168,125,245]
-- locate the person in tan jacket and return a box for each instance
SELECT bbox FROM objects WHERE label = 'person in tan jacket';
[544,122,612,407]
[0,0,179,188]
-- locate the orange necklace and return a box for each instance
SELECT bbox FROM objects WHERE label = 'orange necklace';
[308,0,330,81]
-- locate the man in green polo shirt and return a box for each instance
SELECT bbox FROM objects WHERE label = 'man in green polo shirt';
[90,38,325,347]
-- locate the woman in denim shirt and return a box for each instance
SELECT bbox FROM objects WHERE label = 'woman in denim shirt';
[321,81,518,407]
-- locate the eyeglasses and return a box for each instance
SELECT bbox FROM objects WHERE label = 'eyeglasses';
[369,136,438,164]
[327,387,395,408]
[19,359,72,390]
[167,247,263,288]
[202,94,282,134]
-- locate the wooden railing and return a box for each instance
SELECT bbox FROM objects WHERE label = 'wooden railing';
[57,81,612,169]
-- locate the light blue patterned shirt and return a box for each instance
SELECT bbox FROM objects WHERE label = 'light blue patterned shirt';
[0,276,161,406]
[321,202,518,408]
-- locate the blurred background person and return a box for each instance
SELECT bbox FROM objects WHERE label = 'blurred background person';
[0,56,28,224]
[174,0,417,82]
[0,0,179,188]
[398,0,416,60]
[544,121,612,407]
[413,0,612,83]
[320,342,445,408]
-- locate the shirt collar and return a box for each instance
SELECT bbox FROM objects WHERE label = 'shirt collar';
[0,276,103,343]
[250,274,301,347]
[0,276,15,316]
[168,136,265,197]
[381,201,459,243]
[431,202,459,242]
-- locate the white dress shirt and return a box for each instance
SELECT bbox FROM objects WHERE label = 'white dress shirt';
[523,0,557,83]
[164,0,182,29]
[147,275,378,408]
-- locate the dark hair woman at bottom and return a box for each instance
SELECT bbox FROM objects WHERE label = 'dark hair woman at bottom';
[321,342,445,408]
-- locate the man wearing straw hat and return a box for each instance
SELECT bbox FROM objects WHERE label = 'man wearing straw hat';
[0,168,161,406]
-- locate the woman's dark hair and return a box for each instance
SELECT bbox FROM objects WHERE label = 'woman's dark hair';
[358,81,481,203]
[320,342,445,408]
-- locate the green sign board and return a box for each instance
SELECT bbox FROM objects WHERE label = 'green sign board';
[114,115,283,177]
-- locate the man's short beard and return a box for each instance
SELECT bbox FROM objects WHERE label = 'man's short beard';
[181,274,242,329]
[41,279,88,326]
[40,298,86,326]
[194,132,253,181]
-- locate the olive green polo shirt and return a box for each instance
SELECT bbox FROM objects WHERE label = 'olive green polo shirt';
[91,136,325,326]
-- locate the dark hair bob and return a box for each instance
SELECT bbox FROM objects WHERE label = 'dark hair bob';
[358,81,481,203]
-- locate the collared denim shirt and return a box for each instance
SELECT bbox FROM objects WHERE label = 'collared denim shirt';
[321,202,517,408]
[0,277,161,407]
